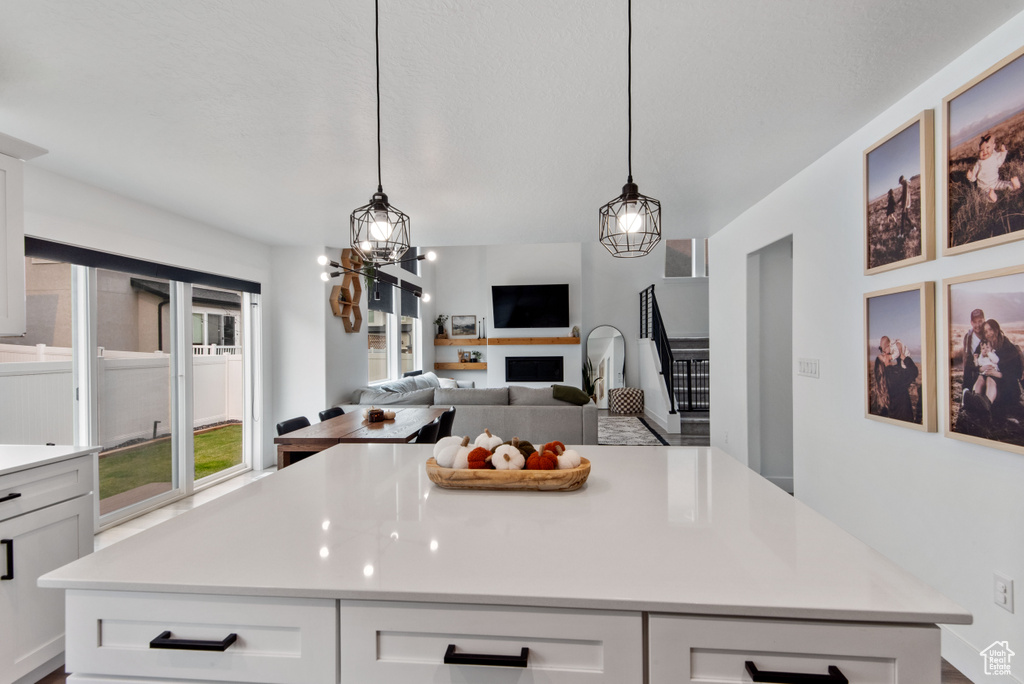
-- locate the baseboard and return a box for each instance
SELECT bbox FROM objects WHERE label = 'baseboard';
[943,625,1024,683]
[644,410,681,434]
[13,651,64,684]
[764,475,793,493]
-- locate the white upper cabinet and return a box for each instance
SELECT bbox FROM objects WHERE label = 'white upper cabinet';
[0,134,47,336]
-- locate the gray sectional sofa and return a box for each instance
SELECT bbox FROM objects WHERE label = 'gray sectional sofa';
[342,373,598,445]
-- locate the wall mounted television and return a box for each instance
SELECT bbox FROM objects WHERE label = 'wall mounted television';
[491,284,570,328]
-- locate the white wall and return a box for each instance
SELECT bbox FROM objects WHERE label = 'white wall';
[709,12,1024,679]
[269,246,327,425]
[430,243,584,388]
[582,241,709,388]
[23,167,276,466]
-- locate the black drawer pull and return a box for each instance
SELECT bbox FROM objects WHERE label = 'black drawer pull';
[149,630,238,652]
[0,492,22,504]
[1,539,12,580]
[746,661,848,684]
[444,644,529,668]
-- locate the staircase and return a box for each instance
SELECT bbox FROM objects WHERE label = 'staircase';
[639,285,710,445]
[669,337,710,444]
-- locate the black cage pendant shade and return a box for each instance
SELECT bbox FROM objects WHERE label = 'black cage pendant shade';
[599,0,661,258]
[350,0,411,265]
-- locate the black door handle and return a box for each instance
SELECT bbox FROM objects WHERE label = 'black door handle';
[0,492,22,504]
[444,644,529,668]
[746,661,848,683]
[149,631,238,651]
[1,539,12,580]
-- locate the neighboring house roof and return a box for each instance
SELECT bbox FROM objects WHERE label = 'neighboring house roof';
[131,278,241,309]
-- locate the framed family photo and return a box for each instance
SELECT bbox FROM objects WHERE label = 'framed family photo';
[863,111,934,274]
[945,266,1024,455]
[943,45,1024,256]
[451,315,477,337]
[864,282,935,431]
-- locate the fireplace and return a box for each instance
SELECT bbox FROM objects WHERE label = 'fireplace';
[505,356,564,383]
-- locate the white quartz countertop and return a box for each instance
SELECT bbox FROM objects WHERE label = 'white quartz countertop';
[0,444,98,477]
[40,445,971,625]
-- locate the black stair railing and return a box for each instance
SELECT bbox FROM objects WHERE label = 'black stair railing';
[639,285,677,414]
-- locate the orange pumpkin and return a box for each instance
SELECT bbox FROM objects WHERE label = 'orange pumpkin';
[467,446,493,469]
[542,440,565,455]
[526,450,558,470]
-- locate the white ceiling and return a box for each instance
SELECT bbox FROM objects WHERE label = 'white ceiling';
[2,1,1023,248]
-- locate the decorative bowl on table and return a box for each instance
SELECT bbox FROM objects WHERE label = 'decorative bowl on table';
[425,457,591,492]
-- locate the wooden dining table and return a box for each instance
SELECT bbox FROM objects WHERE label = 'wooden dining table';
[273,407,447,469]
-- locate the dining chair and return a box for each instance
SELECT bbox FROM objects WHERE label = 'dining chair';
[318,406,345,422]
[437,406,456,440]
[416,417,441,444]
[276,416,311,435]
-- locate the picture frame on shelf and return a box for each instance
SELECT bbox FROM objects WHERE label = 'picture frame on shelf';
[944,266,1024,455]
[451,315,477,337]
[863,111,934,274]
[864,282,935,432]
[943,45,1024,256]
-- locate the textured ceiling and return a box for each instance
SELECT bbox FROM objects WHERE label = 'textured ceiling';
[1,1,1023,248]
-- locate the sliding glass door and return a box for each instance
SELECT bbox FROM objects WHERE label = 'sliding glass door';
[192,285,246,484]
[94,269,178,518]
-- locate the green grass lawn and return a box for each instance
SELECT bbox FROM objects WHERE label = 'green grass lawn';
[99,424,243,500]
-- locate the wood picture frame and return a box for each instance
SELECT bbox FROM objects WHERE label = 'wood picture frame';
[943,45,1024,256]
[944,265,1024,455]
[864,111,934,274]
[451,315,477,337]
[864,282,935,431]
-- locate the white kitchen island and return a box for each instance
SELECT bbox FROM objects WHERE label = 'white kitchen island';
[41,445,970,683]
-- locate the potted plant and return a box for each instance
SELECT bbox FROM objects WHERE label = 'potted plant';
[434,314,449,339]
[582,358,602,404]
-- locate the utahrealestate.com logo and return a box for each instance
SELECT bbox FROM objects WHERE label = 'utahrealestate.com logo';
[980,641,1015,676]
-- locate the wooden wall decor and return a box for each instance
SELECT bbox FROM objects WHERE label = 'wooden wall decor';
[329,248,363,332]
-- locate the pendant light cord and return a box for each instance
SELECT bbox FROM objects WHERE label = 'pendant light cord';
[376,0,383,193]
[627,0,632,184]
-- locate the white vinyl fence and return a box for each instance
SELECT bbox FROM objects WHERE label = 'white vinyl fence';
[0,344,243,448]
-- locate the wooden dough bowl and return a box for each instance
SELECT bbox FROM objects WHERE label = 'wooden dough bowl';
[426,457,591,492]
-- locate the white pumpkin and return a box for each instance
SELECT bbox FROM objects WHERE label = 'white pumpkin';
[556,446,582,470]
[451,437,475,469]
[474,428,503,451]
[383,410,396,420]
[492,444,526,470]
[434,435,467,467]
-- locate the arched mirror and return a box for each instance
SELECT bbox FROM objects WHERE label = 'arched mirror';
[586,326,625,409]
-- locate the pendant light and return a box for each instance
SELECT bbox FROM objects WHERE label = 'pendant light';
[350,0,411,265]
[599,0,661,258]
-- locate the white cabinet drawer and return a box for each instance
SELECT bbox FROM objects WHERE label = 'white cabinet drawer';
[0,495,92,684]
[66,591,337,684]
[340,600,642,683]
[0,454,93,522]
[649,614,940,684]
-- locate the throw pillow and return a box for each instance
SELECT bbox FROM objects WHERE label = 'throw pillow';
[437,377,459,389]
[552,384,591,406]
[508,386,565,406]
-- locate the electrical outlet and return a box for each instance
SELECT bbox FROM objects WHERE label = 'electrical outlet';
[994,573,1014,613]
[724,431,729,444]
[797,358,820,378]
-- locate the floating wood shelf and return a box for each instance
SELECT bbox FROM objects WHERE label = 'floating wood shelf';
[433,338,487,346]
[434,362,488,370]
[486,337,580,346]
[329,248,363,333]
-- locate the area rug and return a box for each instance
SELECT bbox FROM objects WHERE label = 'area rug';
[598,416,669,446]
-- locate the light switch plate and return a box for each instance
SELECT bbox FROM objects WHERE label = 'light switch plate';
[797,358,820,378]
[995,573,1014,613]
